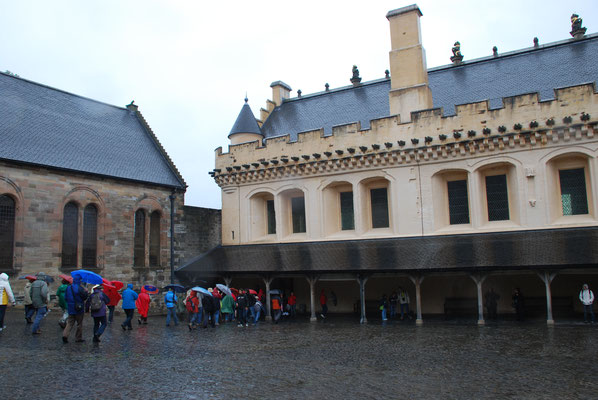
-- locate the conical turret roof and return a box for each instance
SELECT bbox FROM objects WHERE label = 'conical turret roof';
[228,98,263,138]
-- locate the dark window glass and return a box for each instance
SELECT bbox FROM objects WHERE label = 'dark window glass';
[340,191,355,230]
[370,188,389,228]
[486,175,510,221]
[447,180,470,224]
[559,168,588,215]
[134,209,146,267]
[267,200,276,235]
[61,202,78,268]
[82,204,97,267]
[149,211,160,266]
[0,195,15,271]
[291,197,306,233]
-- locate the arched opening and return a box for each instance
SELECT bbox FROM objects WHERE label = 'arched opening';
[322,181,355,237]
[134,209,146,267]
[149,210,161,267]
[0,195,15,271]
[249,192,276,241]
[61,202,79,268]
[82,204,97,268]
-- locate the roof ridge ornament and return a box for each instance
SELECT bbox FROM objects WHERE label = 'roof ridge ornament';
[570,13,587,39]
[450,41,463,64]
[350,65,362,86]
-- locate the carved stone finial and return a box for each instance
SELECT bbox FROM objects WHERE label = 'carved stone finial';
[533,37,539,47]
[297,89,302,97]
[450,41,463,64]
[350,65,362,86]
[325,83,330,91]
[385,69,390,79]
[570,13,587,39]
[492,46,498,57]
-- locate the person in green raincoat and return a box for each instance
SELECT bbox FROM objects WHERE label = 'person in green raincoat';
[56,278,69,328]
[221,293,235,323]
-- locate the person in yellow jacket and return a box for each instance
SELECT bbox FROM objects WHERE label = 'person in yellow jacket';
[0,272,16,332]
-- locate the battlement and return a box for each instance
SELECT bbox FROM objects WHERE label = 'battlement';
[215,83,597,172]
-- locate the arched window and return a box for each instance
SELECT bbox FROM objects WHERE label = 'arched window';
[0,195,15,271]
[149,211,160,267]
[82,204,97,267]
[62,202,78,268]
[134,209,146,267]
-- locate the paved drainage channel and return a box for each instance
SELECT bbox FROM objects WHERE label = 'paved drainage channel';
[1,309,597,399]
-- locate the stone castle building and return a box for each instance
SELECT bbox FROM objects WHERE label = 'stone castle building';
[0,71,221,293]
[178,5,598,324]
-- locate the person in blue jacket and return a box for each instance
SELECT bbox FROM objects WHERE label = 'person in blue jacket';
[121,284,138,331]
[62,275,89,343]
[164,287,179,327]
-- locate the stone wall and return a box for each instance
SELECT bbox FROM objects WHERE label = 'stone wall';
[177,205,221,266]
[0,162,188,292]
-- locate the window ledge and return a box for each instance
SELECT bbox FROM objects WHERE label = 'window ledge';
[434,225,474,234]
[250,234,278,243]
[551,214,596,226]
[362,227,394,237]
[478,220,521,230]
[281,233,308,242]
[326,230,357,240]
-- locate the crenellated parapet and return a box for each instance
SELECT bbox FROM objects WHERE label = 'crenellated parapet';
[212,83,598,186]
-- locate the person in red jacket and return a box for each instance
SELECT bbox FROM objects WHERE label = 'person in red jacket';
[288,291,297,317]
[136,287,151,325]
[320,289,328,319]
[186,291,200,330]
[104,286,121,324]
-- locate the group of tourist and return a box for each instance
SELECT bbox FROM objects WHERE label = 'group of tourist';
[379,287,412,321]
[3,271,598,339]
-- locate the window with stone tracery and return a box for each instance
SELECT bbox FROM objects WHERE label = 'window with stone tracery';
[61,202,78,268]
[0,195,15,271]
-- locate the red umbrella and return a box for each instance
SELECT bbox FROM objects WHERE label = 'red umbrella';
[110,281,124,291]
[212,289,222,299]
[58,274,73,284]
[248,289,258,295]
[101,278,116,289]
[230,288,239,295]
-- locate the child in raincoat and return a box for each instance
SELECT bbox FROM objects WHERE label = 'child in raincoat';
[136,286,151,324]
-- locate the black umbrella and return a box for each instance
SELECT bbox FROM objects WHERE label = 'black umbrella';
[163,284,186,293]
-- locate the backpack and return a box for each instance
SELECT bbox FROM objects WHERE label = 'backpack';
[90,293,104,312]
[185,296,194,312]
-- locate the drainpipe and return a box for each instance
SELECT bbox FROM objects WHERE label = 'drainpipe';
[169,190,176,284]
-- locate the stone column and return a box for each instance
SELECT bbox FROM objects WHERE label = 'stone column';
[537,271,557,325]
[357,275,369,324]
[306,275,319,322]
[409,274,425,325]
[470,274,487,325]
[262,276,273,321]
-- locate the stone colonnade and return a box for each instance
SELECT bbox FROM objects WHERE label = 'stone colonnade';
[220,269,575,325]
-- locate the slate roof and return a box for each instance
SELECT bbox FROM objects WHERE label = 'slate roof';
[175,227,598,281]
[260,33,598,141]
[0,72,186,188]
[229,99,263,138]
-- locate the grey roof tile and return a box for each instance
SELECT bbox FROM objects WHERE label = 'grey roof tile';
[0,73,185,188]
[175,227,598,280]
[261,34,598,140]
[229,100,262,137]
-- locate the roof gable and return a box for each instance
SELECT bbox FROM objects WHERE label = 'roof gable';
[0,72,185,188]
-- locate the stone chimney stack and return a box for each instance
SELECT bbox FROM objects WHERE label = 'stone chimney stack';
[270,81,292,106]
[386,4,433,122]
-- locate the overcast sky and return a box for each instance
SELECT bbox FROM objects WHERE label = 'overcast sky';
[1,0,596,209]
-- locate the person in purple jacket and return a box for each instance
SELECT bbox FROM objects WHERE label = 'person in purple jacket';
[85,285,110,342]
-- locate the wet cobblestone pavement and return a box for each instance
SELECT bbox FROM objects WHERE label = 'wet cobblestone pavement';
[1,308,598,399]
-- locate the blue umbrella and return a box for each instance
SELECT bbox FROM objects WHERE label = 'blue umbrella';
[70,269,103,285]
[192,286,212,296]
[164,284,186,293]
